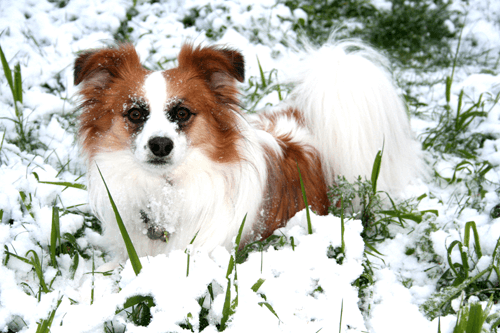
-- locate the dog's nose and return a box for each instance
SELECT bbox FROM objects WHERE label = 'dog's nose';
[148,137,174,157]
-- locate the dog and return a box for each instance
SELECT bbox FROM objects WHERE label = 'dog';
[74,40,421,262]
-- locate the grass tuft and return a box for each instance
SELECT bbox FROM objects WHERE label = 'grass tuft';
[0,43,38,152]
[453,297,493,333]
[285,0,459,66]
[220,214,247,331]
[421,221,500,320]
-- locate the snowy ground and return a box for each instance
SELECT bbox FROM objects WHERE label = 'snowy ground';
[1,0,500,332]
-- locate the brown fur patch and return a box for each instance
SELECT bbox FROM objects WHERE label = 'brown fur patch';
[75,44,150,158]
[162,44,246,163]
[255,108,330,239]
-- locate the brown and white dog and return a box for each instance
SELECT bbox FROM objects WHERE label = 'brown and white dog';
[74,41,421,262]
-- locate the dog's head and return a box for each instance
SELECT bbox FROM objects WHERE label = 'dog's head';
[74,44,245,173]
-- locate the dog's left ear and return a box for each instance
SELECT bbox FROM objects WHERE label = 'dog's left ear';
[178,44,245,94]
[74,44,144,89]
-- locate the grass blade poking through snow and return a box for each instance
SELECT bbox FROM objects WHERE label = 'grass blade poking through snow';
[297,162,312,234]
[257,56,267,89]
[339,299,344,333]
[26,250,50,295]
[49,207,60,268]
[0,43,29,149]
[36,296,63,333]
[96,164,142,276]
[220,214,247,331]
[340,196,345,255]
[0,44,15,98]
[464,221,482,259]
[371,147,384,194]
[453,298,492,333]
[186,230,199,277]
[33,172,87,190]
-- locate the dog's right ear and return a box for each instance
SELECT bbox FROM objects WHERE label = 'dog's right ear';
[74,44,143,88]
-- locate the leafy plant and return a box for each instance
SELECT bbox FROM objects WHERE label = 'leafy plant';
[421,222,500,319]
[365,0,458,65]
[453,296,497,333]
[284,0,459,65]
[0,44,38,152]
[422,90,498,158]
[241,57,285,113]
[116,295,155,327]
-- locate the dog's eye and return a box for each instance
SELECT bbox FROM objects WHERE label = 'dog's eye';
[127,108,148,124]
[171,107,192,123]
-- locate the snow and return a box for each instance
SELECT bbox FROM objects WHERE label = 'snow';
[1,0,500,332]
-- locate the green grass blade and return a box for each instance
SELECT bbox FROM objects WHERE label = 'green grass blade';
[447,240,464,280]
[251,278,265,293]
[0,44,14,96]
[445,76,452,105]
[258,302,281,322]
[5,250,32,265]
[234,213,247,252]
[0,131,5,154]
[464,221,483,259]
[256,56,267,89]
[36,296,62,333]
[455,90,464,129]
[340,197,345,254]
[14,63,22,104]
[220,278,233,331]
[116,295,155,314]
[33,172,87,190]
[465,303,486,333]
[50,206,60,268]
[371,146,384,194]
[69,253,79,280]
[186,230,200,277]
[39,180,87,190]
[297,163,312,234]
[453,300,490,333]
[96,164,142,275]
[339,299,343,333]
[91,252,95,305]
[26,250,50,293]
[220,215,247,330]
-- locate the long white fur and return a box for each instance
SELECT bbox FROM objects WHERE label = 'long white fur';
[287,40,422,193]
[86,40,420,262]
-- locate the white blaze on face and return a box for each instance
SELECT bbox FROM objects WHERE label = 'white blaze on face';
[133,71,188,172]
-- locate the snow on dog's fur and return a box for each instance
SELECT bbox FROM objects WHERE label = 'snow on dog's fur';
[74,41,421,262]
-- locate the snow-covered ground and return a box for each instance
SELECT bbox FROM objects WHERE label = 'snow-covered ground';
[1,0,500,332]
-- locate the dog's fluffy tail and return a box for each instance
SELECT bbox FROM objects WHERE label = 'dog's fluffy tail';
[287,40,422,194]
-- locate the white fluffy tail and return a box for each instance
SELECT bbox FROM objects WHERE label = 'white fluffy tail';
[288,40,422,193]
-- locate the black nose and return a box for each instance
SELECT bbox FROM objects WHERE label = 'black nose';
[148,137,174,157]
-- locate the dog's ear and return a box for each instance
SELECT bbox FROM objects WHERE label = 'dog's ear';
[178,44,245,93]
[74,44,143,88]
